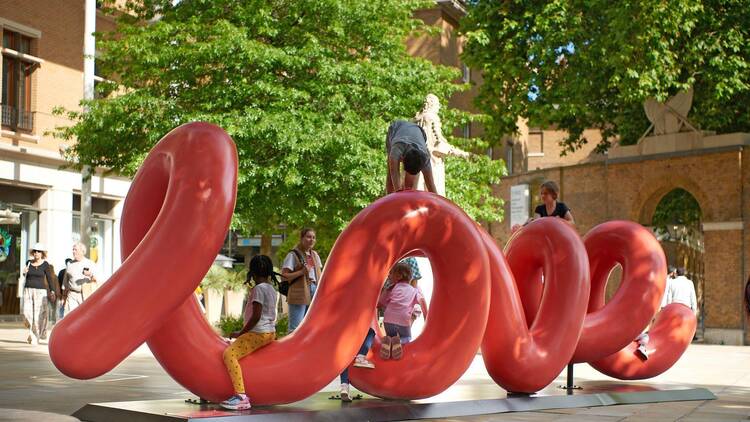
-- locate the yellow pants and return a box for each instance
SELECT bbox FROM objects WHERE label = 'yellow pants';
[223,331,275,394]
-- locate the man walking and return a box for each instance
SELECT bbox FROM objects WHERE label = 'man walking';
[63,243,97,316]
[664,267,698,314]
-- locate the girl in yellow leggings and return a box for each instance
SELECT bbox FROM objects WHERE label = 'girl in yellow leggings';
[220,255,279,410]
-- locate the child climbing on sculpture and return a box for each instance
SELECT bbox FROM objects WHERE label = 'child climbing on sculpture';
[385,120,439,194]
[378,262,427,360]
[220,255,279,410]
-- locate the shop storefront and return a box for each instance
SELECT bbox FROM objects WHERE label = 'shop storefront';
[0,171,128,318]
[0,184,41,316]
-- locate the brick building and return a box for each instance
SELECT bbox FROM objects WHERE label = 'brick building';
[495,121,750,345]
[0,2,130,315]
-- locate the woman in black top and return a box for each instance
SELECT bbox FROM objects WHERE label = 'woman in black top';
[21,243,59,345]
[533,180,575,224]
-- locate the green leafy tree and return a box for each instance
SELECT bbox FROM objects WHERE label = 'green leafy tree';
[461,0,750,153]
[55,0,504,254]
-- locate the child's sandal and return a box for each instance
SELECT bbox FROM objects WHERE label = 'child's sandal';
[390,334,403,360]
[379,336,392,360]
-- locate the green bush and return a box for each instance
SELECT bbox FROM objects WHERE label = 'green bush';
[275,313,289,339]
[216,313,289,338]
[217,315,244,337]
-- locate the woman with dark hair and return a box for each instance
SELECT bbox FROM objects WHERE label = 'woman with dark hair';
[220,254,279,410]
[20,243,60,345]
[281,228,323,332]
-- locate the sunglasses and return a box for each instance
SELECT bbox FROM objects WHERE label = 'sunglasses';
[31,250,42,253]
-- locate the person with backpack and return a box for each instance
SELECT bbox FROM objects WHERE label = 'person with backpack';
[56,258,73,320]
[281,228,323,332]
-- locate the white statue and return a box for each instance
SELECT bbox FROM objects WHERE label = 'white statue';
[643,88,697,135]
[413,94,470,196]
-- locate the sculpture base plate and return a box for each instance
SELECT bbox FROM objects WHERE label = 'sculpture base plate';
[73,381,715,421]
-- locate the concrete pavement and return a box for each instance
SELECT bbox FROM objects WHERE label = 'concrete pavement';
[1,323,749,421]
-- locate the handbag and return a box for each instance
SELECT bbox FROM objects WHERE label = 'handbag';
[16,264,28,298]
[279,250,307,297]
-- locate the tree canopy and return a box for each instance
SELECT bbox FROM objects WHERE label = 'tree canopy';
[461,0,750,153]
[56,0,505,254]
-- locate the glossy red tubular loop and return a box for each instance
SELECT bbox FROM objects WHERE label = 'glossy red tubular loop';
[48,123,695,402]
[480,218,590,393]
[49,122,238,379]
[575,221,696,379]
[348,193,491,400]
[573,221,668,363]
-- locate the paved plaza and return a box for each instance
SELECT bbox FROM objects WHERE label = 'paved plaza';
[0,322,749,421]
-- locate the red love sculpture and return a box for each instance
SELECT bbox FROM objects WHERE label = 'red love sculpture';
[49,122,696,405]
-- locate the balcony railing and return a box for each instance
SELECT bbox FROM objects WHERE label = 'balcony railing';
[1,104,34,131]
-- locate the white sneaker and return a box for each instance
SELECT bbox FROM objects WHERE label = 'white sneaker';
[340,383,352,402]
[636,344,649,360]
[353,355,375,369]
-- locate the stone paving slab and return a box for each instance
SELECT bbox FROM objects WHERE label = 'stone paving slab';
[1,323,749,421]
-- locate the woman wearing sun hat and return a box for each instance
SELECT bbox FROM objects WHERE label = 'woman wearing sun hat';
[20,243,60,345]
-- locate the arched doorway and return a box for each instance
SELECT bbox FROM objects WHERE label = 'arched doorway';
[651,188,704,339]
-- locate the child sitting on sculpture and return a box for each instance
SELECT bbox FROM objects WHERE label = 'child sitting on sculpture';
[378,262,427,360]
[220,255,279,411]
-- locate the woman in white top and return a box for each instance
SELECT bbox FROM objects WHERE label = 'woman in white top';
[281,228,323,332]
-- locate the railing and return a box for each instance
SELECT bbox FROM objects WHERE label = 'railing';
[1,104,34,131]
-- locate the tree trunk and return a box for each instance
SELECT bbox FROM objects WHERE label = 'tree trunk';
[260,233,272,256]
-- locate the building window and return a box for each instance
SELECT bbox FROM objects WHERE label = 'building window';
[528,128,544,155]
[1,30,37,131]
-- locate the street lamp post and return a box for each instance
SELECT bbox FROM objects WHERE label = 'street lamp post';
[81,0,96,253]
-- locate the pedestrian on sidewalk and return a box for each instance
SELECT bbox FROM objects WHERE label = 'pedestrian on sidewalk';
[56,258,73,320]
[19,243,59,345]
[63,243,97,316]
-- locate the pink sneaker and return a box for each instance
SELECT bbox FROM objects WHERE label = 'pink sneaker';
[220,394,251,410]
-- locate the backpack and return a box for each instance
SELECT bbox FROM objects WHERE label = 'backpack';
[279,249,306,297]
